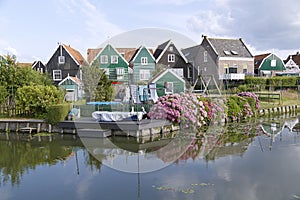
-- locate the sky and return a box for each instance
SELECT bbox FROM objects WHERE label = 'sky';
[0,0,300,63]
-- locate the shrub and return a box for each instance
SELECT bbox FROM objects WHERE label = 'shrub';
[47,104,70,125]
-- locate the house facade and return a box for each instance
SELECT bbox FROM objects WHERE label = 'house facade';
[89,44,129,84]
[46,43,88,85]
[32,61,46,74]
[254,53,285,77]
[149,69,185,97]
[281,53,300,76]
[153,40,190,82]
[58,74,83,101]
[188,36,254,83]
[127,46,156,84]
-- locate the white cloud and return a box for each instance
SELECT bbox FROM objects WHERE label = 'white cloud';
[4,46,18,56]
[139,0,203,5]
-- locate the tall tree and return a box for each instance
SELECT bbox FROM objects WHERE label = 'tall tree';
[82,61,114,102]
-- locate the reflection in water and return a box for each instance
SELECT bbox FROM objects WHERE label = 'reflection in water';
[1,114,300,200]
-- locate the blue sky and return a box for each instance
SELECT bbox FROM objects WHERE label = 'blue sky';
[0,0,300,63]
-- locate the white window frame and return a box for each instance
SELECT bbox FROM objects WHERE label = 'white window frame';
[165,82,174,94]
[111,55,118,64]
[100,55,108,64]
[105,68,110,76]
[204,51,208,62]
[58,56,65,64]
[116,68,124,80]
[141,57,148,65]
[168,54,175,63]
[140,69,151,80]
[53,70,62,81]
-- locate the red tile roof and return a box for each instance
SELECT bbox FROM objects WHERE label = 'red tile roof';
[63,44,88,66]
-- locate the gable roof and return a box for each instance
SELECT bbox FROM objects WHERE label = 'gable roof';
[89,44,130,66]
[153,40,188,63]
[182,45,202,61]
[63,44,88,66]
[255,53,285,71]
[129,46,156,63]
[203,36,253,58]
[254,53,271,69]
[149,68,186,84]
[58,74,82,86]
[284,52,300,66]
[32,60,45,69]
[88,46,135,65]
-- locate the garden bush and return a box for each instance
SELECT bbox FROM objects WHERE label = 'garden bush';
[47,104,70,125]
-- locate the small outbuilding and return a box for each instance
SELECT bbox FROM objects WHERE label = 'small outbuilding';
[254,53,285,77]
[149,69,185,97]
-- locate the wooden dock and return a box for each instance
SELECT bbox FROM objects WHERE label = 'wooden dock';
[0,119,44,134]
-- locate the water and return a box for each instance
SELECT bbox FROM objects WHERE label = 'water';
[1,115,300,200]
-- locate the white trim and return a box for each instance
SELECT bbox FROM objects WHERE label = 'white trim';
[205,38,218,56]
[219,57,254,61]
[131,46,156,64]
[62,44,80,66]
[141,57,148,65]
[151,69,185,84]
[53,70,62,81]
[90,44,129,66]
[59,74,82,86]
[100,55,108,64]
[139,69,151,80]
[167,54,175,62]
[155,40,188,63]
[111,55,118,64]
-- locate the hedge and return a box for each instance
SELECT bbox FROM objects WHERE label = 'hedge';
[47,103,70,125]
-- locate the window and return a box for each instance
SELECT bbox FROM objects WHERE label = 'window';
[229,65,238,73]
[100,55,108,64]
[116,68,124,80]
[111,55,118,64]
[271,59,276,67]
[223,50,231,55]
[168,54,175,62]
[53,70,62,81]
[169,46,173,51]
[231,50,238,55]
[141,57,148,65]
[116,68,124,75]
[243,65,247,74]
[140,70,150,80]
[164,82,174,94]
[105,68,110,76]
[188,67,192,78]
[204,51,208,62]
[58,56,65,64]
[171,68,183,78]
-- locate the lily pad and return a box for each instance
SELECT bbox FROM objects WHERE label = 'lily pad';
[180,188,195,194]
[293,195,300,199]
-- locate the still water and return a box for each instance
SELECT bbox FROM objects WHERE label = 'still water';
[1,115,300,200]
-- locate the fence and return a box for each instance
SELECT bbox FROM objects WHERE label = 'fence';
[0,105,30,117]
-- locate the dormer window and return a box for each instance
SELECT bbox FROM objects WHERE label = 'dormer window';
[231,50,238,55]
[58,56,65,64]
[224,50,231,55]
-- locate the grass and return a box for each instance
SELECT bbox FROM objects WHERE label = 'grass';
[259,89,300,109]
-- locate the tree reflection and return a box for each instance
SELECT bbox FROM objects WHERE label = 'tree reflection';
[0,133,102,186]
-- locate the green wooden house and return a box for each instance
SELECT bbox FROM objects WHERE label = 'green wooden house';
[149,69,186,96]
[128,46,156,84]
[90,44,129,84]
[58,74,83,101]
[254,53,285,77]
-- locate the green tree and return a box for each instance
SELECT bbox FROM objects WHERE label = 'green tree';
[82,61,114,102]
[82,61,103,102]
[95,71,114,101]
[15,85,64,118]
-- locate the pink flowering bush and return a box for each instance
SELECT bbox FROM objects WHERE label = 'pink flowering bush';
[238,92,260,109]
[148,93,207,129]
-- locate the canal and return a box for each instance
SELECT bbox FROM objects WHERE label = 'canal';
[1,114,300,200]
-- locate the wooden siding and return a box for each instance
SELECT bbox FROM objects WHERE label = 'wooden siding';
[153,71,185,96]
[94,44,129,82]
[259,54,285,71]
[46,46,80,85]
[131,47,155,82]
